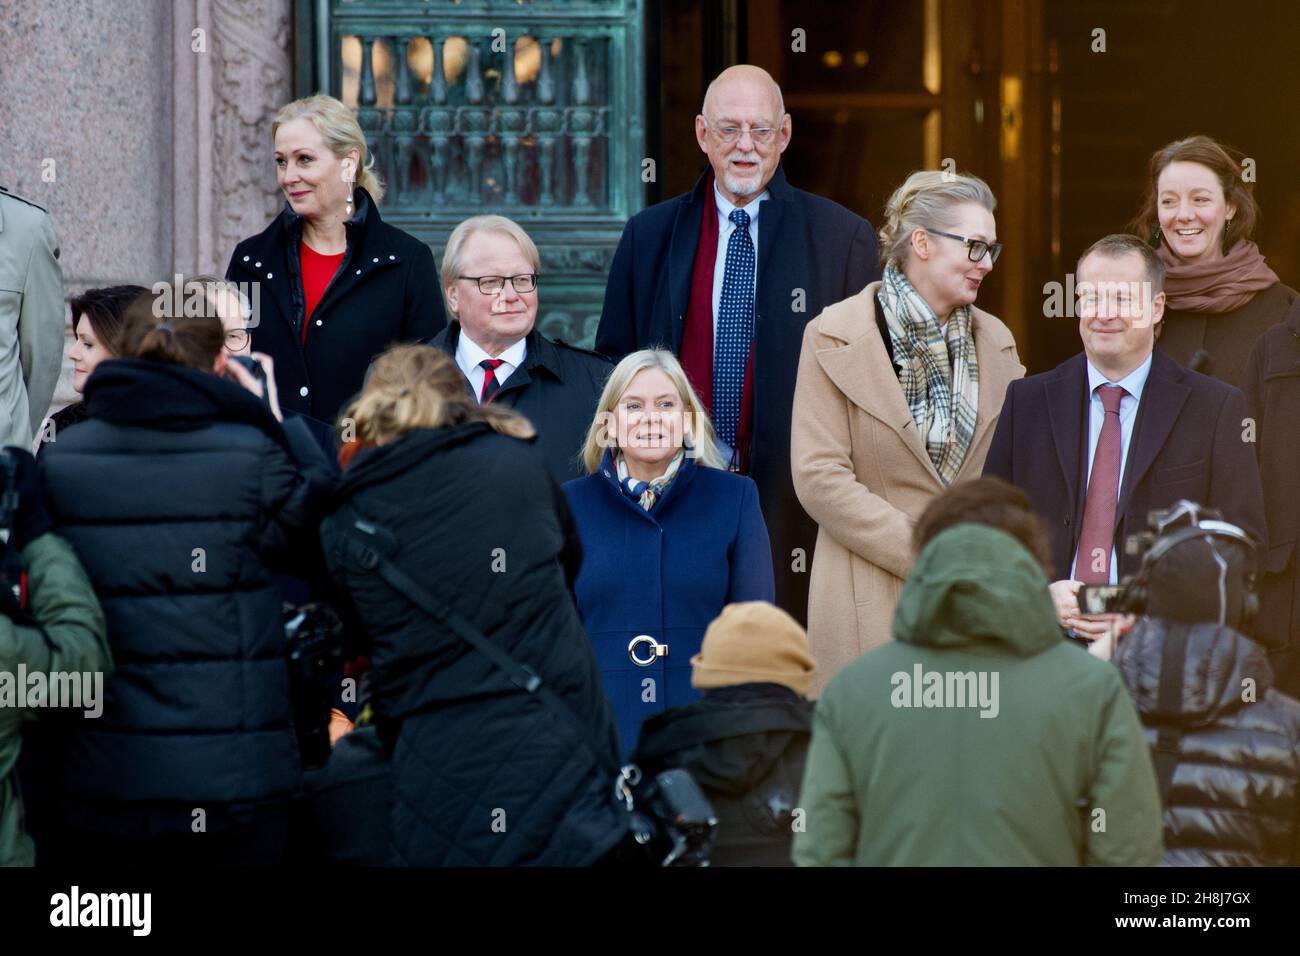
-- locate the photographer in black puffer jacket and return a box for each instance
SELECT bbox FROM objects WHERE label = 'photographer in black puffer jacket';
[37,282,337,865]
[1110,504,1300,866]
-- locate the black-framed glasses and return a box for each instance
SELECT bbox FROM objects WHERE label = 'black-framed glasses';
[704,123,780,146]
[458,274,539,295]
[926,229,1003,264]
[223,328,250,352]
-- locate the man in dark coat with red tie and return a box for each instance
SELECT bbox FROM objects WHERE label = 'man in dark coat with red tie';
[984,234,1266,641]
[596,65,879,626]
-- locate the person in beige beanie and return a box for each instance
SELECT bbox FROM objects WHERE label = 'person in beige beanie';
[631,601,816,866]
[691,601,817,695]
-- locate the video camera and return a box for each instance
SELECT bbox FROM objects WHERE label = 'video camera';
[1077,500,1258,630]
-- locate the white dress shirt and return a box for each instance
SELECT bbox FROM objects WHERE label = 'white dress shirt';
[1069,351,1154,583]
[711,183,768,333]
[456,330,528,403]
[709,183,768,466]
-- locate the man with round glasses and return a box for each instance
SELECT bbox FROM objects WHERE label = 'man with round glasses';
[596,64,880,626]
[428,214,612,482]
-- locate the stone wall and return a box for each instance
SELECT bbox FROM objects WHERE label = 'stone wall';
[0,0,292,418]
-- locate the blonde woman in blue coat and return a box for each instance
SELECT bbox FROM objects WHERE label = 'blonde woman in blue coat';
[563,349,775,756]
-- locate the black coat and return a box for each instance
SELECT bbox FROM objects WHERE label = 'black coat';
[632,683,812,866]
[1113,619,1300,866]
[429,322,612,482]
[225,188,446,427]
[38,359,337,821]
[984,348,1267,583]
[595,166,880,625]
[1243,300,1300,695]
[318,422,626,866]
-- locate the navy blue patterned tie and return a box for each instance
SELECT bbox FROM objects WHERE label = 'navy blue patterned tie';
[714,208,755,450]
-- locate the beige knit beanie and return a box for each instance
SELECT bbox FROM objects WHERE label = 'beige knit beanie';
[690,601,816,696]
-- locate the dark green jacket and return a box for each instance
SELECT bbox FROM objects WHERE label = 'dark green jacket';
[793,524,1163,866]
[1,532,109,866]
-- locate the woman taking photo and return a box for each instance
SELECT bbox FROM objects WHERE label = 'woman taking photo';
[319,344,626,866]
[1129,134,1296,388]
[38,282,336,865]
[42,285,146,446]
[791,170,1024,695]
[225,94,445,428]
[563,349,775,756]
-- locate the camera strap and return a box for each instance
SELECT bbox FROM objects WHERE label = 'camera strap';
[1152,623,1189,803]
[342,518,624,782]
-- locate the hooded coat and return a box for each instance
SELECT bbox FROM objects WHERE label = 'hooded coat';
[38,359,337,832]
[632,682,812,866]
[793,523,1164,866]
[319,422,627,866]
[1112,619,1300,866]
[0,533,110,867]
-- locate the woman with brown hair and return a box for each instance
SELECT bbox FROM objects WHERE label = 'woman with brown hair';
[41,285,147,447]
[1129,134,1297,388]
[318,344,626,866]
[37,281,336,865]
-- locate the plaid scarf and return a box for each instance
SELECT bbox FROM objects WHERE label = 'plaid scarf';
[616,451,684,511]
[878,263,980,485]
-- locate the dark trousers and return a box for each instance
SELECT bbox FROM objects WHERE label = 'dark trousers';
[39,806,291,867]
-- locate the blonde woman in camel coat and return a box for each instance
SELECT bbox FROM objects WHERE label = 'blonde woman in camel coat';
[792,170,1025,695]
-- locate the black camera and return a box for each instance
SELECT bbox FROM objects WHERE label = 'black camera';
[1077,583,1127,616]
[1078,500,1258,624]
[230,355,271,405]
[284,603,345,770]
[622,766,718,866]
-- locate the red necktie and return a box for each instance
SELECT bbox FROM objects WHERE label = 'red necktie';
[1075,384,1127,584]
[479,358,504,403]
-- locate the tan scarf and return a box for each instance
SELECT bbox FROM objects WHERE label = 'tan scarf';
[1156,239,1279,313]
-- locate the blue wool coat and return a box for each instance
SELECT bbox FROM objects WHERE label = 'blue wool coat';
[563,452,776,756]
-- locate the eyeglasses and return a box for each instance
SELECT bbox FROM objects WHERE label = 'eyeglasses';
[926,229,1003,264]
[458,274,539,295]
[705,123,780,146]
[224,329,250,351]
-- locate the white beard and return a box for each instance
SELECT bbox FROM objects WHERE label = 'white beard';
[722,152,764,198]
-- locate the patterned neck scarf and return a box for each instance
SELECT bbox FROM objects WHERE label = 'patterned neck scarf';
[878,262,981,485]
[616,451,685,511]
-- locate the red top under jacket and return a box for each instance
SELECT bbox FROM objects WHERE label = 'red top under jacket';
[300,240,344,344]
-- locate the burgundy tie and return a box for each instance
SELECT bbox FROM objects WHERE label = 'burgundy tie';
[1075,384,1127,584]
[479,358,504,403]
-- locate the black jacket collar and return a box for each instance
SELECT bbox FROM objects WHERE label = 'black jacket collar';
[83,358,289,448]
[234,187,411,276]
[429,323,567,389]
[334,421,496,503]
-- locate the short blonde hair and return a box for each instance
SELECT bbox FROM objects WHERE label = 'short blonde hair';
[439,215,541,315]
[878,169,997,268]
[272,94,384,204]
[580,348,725,473]
[342,343,534,446]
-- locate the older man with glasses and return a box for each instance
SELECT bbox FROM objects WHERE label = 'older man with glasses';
[596,64,880,627]
[427,214,612,482]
